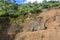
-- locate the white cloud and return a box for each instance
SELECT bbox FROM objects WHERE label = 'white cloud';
[26,0,42,3]
[24,0,50,3]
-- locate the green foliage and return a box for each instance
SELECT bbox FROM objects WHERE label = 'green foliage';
[0,0,60,18]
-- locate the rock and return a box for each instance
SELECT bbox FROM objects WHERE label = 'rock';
[31,26,34,31]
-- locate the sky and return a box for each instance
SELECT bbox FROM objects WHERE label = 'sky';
[15,0,49,4]
[15,0,26,4]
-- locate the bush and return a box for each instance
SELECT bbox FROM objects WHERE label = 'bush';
[0,0,60,18]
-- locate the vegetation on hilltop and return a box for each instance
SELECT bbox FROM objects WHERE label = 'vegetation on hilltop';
[0,0,60,18]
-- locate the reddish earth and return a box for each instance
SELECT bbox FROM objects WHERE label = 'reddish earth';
[14,8,60,40]
[1,8,60,40]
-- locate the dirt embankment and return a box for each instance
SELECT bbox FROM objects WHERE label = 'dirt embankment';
[1,8,60,40]
[14,8,60,40]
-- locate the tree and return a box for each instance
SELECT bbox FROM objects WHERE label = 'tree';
[33,1,38,7]
[12,0,18,10]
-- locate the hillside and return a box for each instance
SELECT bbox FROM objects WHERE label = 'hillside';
[0,7,60,40]
[1,0,60,40]
[14,8,60,40]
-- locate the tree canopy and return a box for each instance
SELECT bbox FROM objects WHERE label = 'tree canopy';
[0,0,60,18]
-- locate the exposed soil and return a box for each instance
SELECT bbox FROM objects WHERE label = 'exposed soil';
[1,8,60,40]
[14,8,60,40]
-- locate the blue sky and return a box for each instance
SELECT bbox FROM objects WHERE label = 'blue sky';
[15,0,26,4]
[11,0,50,4]
[10,0,26,4]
